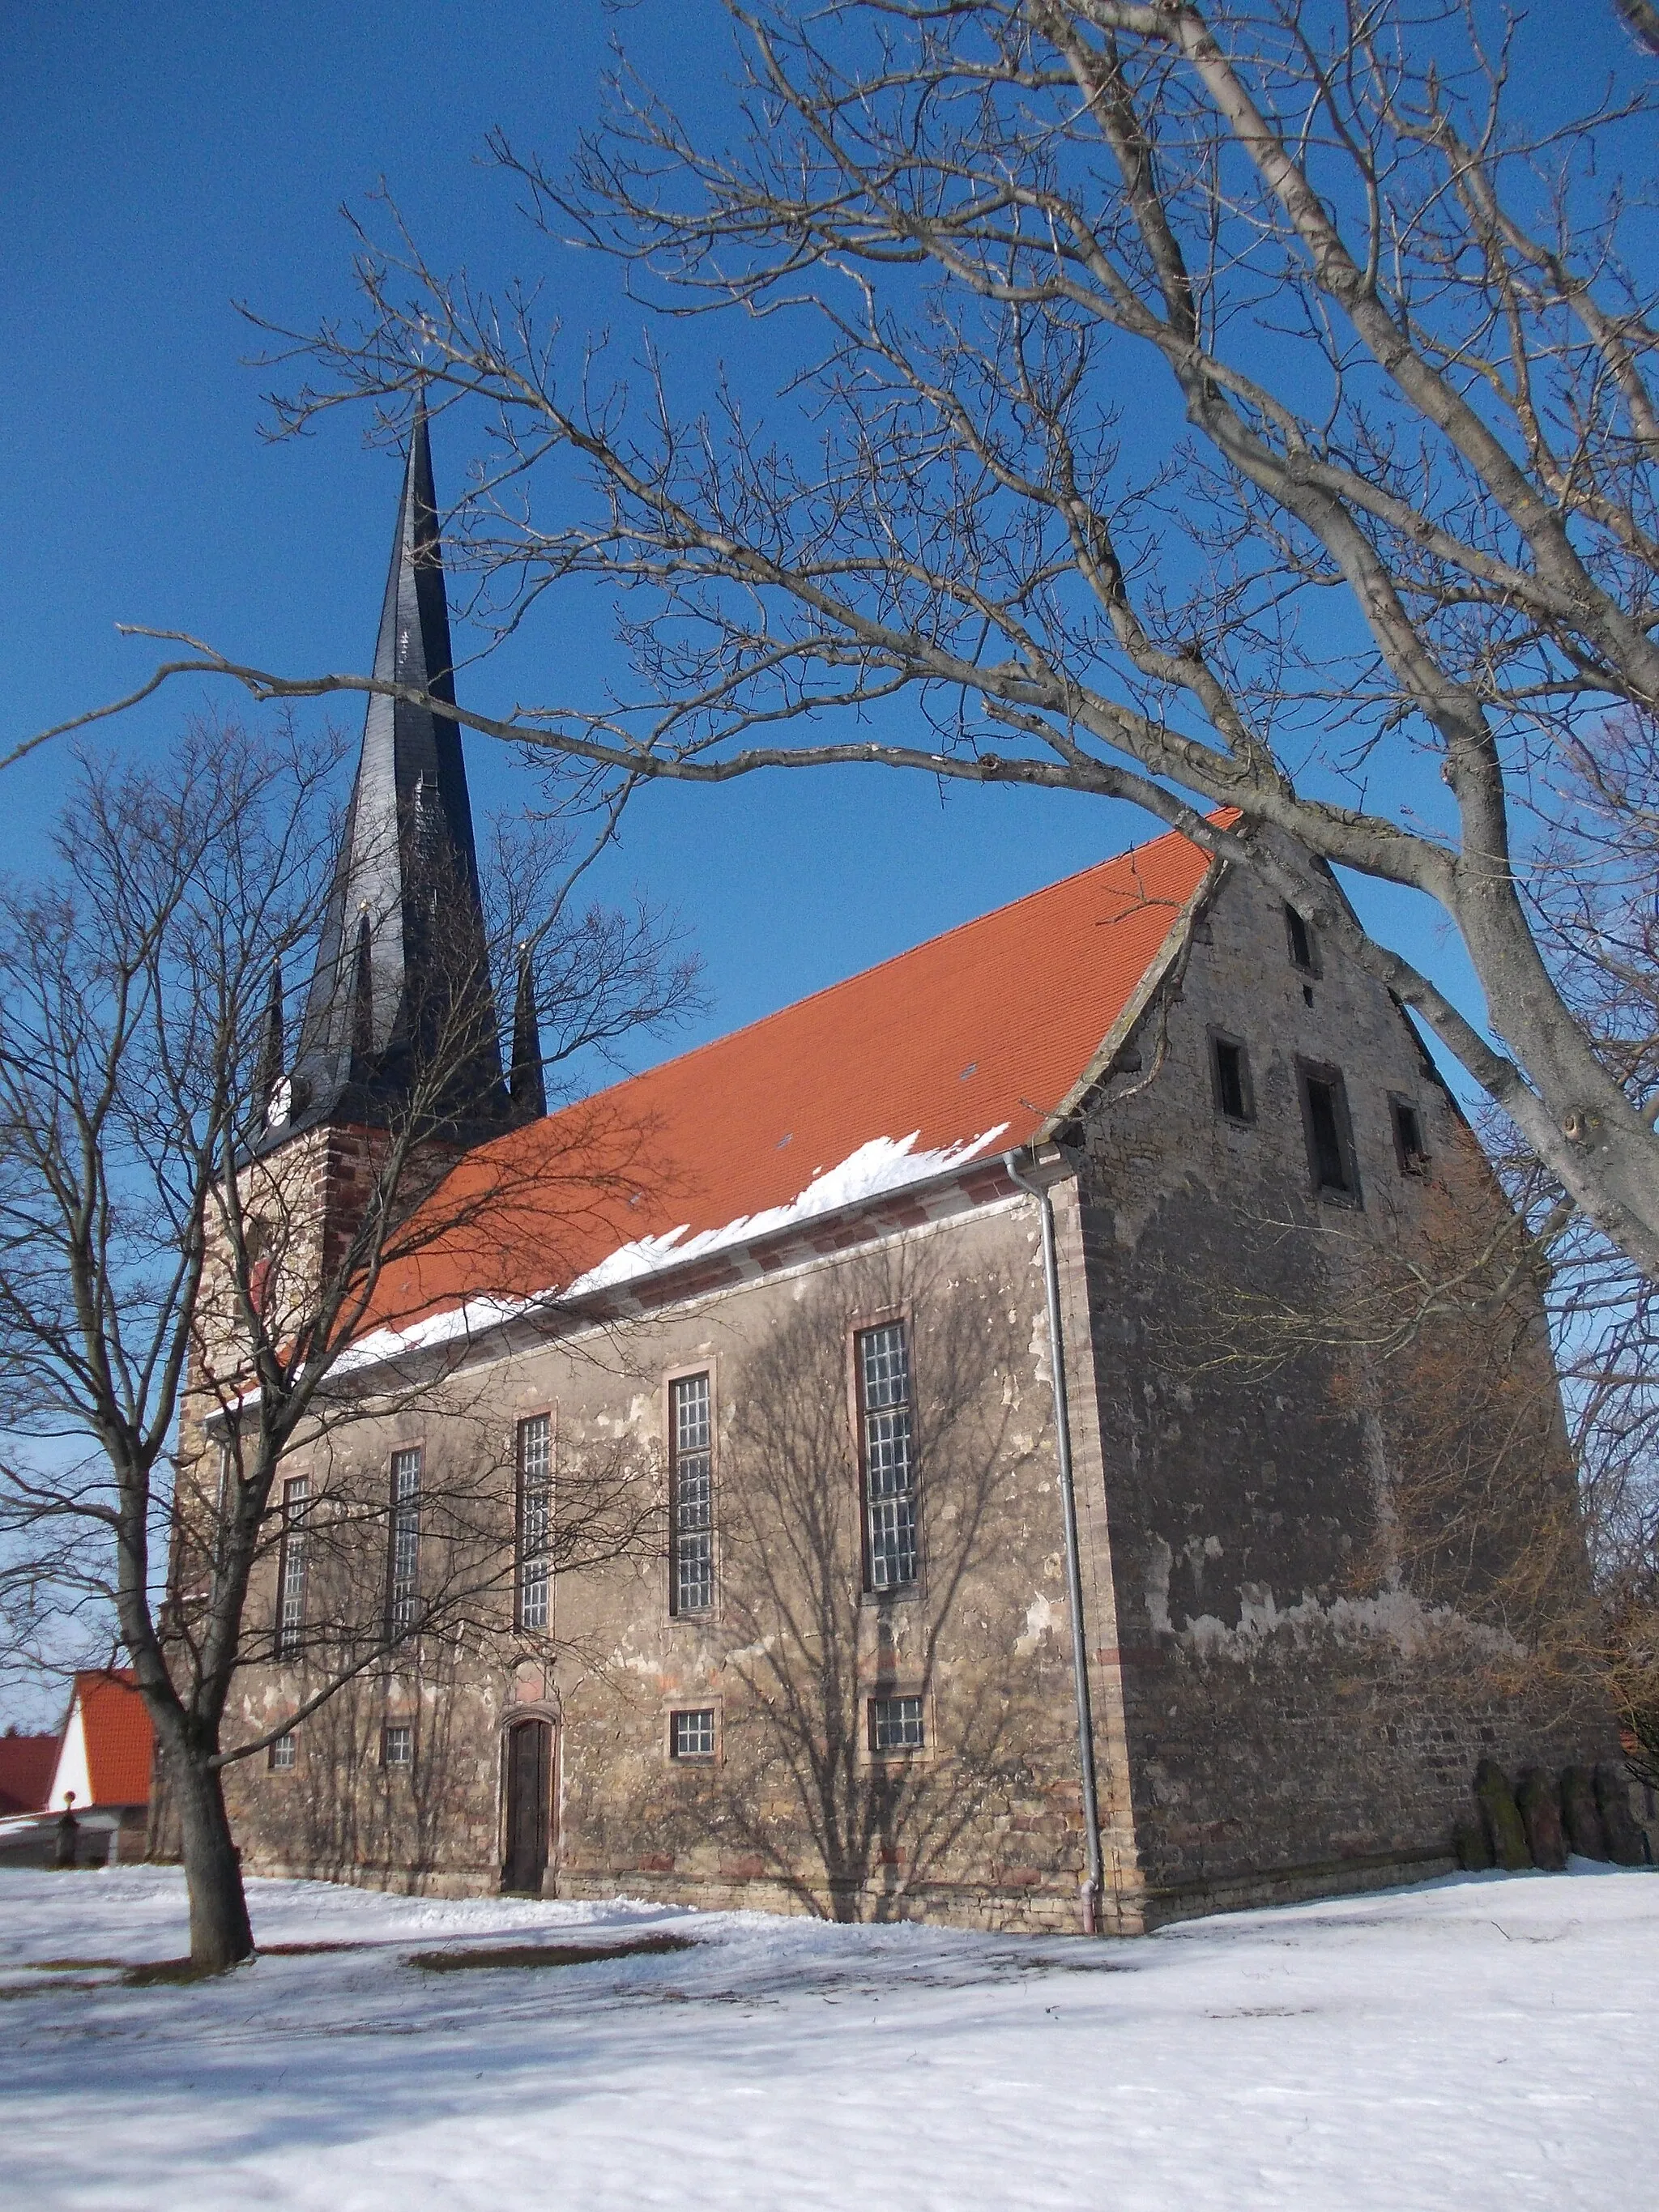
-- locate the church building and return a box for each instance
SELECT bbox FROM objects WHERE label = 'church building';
[214,419,1613,1933]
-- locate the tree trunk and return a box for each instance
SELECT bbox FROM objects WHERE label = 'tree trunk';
[172,1744,254,1971]
[1455,873,1659,1285]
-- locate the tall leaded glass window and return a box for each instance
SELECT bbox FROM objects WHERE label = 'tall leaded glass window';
[669,1374,714,1616]
[209,1442,233,1606]
[275,1476,309,1658]
[858,1321,918,1592]
[387,1447,422,1639]
[517,1414,552,1632]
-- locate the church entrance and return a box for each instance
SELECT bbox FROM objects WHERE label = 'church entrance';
[502,1719,554,1895]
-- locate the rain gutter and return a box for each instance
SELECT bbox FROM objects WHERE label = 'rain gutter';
[1004,1147,1104,1937]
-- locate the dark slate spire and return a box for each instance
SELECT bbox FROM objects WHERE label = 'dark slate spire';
[255,962,284,1127]
[507,944,547,1123]
[350,909,376,1068]
[280,411,505,1143]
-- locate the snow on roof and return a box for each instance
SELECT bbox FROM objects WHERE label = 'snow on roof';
[360,824,1216,1345]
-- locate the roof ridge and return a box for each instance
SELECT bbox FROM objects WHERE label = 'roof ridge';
[352,816,1218,1346]
[564,822,1208,1121]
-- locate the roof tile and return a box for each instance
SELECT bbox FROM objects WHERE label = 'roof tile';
[71,1670,154,1808]
[0,1732,59,1816]
[367,825,1214,1333]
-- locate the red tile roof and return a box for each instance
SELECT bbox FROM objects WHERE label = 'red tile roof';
[367,825,1215,1335]
[69,1670,154,1808]
[0,1731,59,1816]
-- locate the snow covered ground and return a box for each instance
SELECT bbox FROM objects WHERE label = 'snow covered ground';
[2,1863,1653,2210]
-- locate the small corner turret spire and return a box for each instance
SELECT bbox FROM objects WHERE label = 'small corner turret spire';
[281,410,505,1145]
[255,962,284,1126]
[508,943,548,1123]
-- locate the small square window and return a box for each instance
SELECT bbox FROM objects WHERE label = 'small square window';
[1286,905,1319,974]
[869,1694,925,1754]
[1209,1032,1254,1124]
[1391,1097,1430,1175]
[268,1733,296,1773]
[669,1707,715,1761]
[382,1723,413,1770]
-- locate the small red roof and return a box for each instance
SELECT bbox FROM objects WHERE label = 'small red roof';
[0,1731,59,1816]
[68,1670,154,1808]
[367,825,1214,1334]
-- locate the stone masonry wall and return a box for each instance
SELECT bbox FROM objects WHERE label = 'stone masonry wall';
[221,862,1616,1935]
[225,1202,1103,1932]
[1070,863,1617,1926]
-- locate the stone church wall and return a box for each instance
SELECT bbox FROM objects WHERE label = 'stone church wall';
[221,861,1617,1934]
[1072,864,1616,1926]
[225,1201,1105,1931]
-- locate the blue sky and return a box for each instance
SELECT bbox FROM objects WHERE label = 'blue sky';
[0,0,1640,1085]
[0,0,1644,1733]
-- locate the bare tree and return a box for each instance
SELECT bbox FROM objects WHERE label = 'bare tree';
[595,1244,1080,1920]
[1614,0,1659,62]
[1464,707,1659,1774]
[0,719,690,1968]
[1482,1105,1659,1784]
[211,1392,658,1890]
[1153,1105,1649,1772]
[1348,1218,1659,1787]
[62,0,1639,1286]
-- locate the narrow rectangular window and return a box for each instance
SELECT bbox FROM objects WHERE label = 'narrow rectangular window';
[669,1707,715,1761]
[1391,1097,1430,1175]
[275,1475,309,1658]
[1299,1063,1360,1200]
[1286,905,1317,973]
[211,1443,232,1602]
[1209,1032,1253,1123]
[858,1320,918,1592]
[869,1694,925,1754]
[669,1374,714,1617]
[382,1723,413,1769]
[387,1447,422,1639]
[516,1414,552,1631]
[268,1732,296,1773]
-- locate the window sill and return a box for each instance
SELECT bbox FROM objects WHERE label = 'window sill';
[857,1744,937,1772]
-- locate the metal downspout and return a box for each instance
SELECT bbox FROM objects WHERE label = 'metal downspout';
[1005,1149,1104,1936]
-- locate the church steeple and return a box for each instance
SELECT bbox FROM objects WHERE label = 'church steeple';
[507,944,547,1123]
[278,409,505,1143]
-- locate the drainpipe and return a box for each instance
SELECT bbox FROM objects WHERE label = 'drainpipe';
[1004,1148,1104,1937]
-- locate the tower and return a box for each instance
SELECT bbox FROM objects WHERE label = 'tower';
[268,408,506,1149]
[162,413,523,1736]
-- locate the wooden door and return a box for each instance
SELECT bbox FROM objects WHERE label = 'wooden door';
[502,1720,553,1895]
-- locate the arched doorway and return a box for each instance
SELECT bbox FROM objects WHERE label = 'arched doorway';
[501,1718,555,1896]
